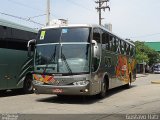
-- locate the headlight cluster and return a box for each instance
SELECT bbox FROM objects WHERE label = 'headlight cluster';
[73,80,89,86]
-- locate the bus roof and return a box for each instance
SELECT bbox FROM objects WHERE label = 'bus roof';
[0,18,38,33]
[41,24,135,46]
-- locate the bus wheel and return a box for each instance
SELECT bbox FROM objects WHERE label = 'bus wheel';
[23,75,33,94]
[97,80,108,99]
[57,94,65,98]
[0,90,6,95]
[124,75,132,89]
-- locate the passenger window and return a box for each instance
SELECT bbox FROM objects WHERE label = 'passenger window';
[114,38,116,52]
[130,45,133,57]
[102,30,106,44]
[7,40,27,51]
[93,28,100,43]
[105,33,110,50]
[92,28,101,72]
[126,44,130,55]
[0,39,7,49]
[115,38,119,53]
[120,40,124,54]
[124,42,127,55]
[110,36,115,52]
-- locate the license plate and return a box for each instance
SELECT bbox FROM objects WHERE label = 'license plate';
[53,88,63,93]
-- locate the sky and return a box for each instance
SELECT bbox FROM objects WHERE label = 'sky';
[0,0,160,42]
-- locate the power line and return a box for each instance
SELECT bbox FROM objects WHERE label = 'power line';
[66,0,93,11]
[7,0,59,19]
[7,0,44,12]
[27,14,46,20]
[0,11,45,26]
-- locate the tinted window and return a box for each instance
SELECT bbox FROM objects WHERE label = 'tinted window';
[93,28,100,43]
[105,33,110,50]
[0,39,7,48]
[37,27,90,44]
[37,29,61,44]
[0,25,37,51]
[7,40,27,51]
[124,42,127,55]
[102,30,106,44]
[115,38,119,53]
[0,26,12,39]
[12,28,36,40]
[130,45,133,56]
[120,40,124,54]
[61,28,90,42]
[102,31,110,51]
[126,44,130,55]
[110,36,116,52]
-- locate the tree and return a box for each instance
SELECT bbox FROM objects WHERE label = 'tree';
[134,41,160,66]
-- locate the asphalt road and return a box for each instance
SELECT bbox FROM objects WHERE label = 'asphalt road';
[0,74,160,120]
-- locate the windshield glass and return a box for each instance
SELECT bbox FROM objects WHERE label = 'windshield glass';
[35,44,60,66]
[35,44,90,74]
[37,27,90,44]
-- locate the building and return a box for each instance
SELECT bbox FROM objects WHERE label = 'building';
[104,23,112,32]
[145,42,160,52]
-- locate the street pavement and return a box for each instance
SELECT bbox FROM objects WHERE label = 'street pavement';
[0,73,160,120]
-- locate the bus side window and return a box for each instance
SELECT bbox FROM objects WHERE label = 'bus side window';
[114,38,117,52]
[120,40,124,54]
[116,38,121,54]
[0,26,9,49]
[92,28,101,72]
[109,35,112,51]
[126,44,130,55]
[110,36,114,52]
[10,28,27,51]
[133,47,136,57]
[115,38,119,53]
[105,32,110,50]
[124,42,127,55]
[102,30,106,44]
[0,39,7,49]
[93,28,100,43]
[130,45,133,57]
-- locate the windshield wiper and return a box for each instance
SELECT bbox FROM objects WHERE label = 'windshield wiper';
[61,52,73,74]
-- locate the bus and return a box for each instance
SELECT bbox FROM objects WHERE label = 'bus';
[0,19,37,93]
[30,24,136,98]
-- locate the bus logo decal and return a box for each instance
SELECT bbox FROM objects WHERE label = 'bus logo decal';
[33,74,55,84]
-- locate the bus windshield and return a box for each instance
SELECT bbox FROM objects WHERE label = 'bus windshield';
[35,44,90,74]
[37,27,90,44]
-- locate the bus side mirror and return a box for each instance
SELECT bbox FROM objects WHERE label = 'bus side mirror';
[27,39,36,57]
[92,40,100,58]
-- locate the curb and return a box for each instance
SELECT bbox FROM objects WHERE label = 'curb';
[151,80,160,84]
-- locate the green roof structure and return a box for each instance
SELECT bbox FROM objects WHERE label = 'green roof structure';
[145,42,160,52]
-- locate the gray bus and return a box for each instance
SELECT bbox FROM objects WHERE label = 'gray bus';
[30,24,136,98]
[0,19,37,93]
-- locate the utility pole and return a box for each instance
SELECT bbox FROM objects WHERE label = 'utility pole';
[46,0,51,26]
[95,0,110,26]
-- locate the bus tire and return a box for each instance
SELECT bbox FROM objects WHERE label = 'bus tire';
[124,74,132,89]
[57,94,65,98]
[97,79,109,99]
[0,90,6,95]
[23,75,33,94]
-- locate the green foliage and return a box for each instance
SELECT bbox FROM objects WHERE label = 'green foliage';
[134,41,160,66]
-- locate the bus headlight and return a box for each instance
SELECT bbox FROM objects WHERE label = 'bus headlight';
[73,80,89,86]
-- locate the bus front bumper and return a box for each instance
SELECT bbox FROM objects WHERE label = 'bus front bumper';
[33,82,90,95]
